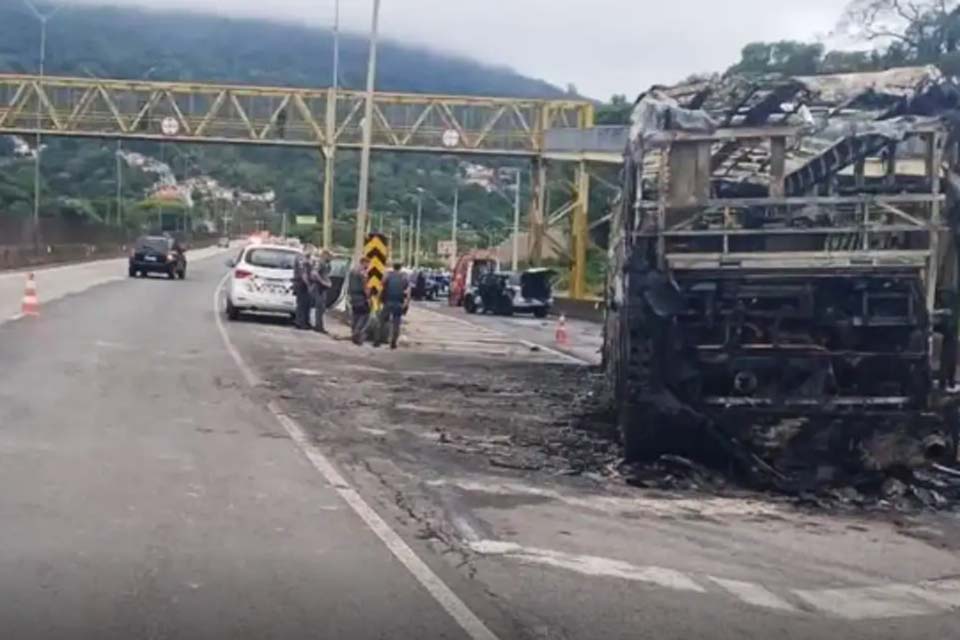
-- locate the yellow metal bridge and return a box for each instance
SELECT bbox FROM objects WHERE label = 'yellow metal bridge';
[0,74,608,297]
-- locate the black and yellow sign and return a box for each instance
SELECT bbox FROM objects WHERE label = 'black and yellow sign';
[364,232,389,304]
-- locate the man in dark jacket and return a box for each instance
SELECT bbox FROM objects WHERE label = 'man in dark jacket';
[292,250,313,330]
[310,249,333,334]
[348,256,371,345]
[375,262,410,350]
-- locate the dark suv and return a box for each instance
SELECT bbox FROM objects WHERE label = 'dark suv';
[129,236,186,280]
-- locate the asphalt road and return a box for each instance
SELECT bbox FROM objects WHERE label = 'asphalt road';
[418,299,603,365]
[3,252,959,639]
[0,250,502,639]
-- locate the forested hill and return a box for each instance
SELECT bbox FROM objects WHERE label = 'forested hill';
[0,3,575,252]
[0,4,564,98]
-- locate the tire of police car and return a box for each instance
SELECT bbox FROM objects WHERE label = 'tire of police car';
[226,300,240,321]
[534,307,548,319]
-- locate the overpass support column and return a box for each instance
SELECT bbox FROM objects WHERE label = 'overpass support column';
[570,160,590,299]
[322,147,335,249]
[322,87,338,250]
[528,157,546,267]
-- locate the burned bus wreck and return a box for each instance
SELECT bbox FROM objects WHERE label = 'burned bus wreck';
[605,67,960,480]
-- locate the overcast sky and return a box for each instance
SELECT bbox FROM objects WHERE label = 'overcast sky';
[60,0,845,99]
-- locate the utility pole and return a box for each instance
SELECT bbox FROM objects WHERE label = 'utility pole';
[408,213,414,266]
[116,141,123,229]
[399,219,405,266]
[415,188,423,269]
[22,0,62,252]
[354,0,382,261]
[511,169,522,271]
[332,0,340,92]
[321,0,340,251]
[451,185,459,269]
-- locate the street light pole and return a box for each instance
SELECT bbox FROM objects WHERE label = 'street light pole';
[354,0,381,261]
[415,188,423,269]
[408,213,414,266]
[22,0,62,251]
[332,0,340,92]
[116,141,123,228]
[399,219,405,266]
[511,169,522,271]
[451,185,459,269]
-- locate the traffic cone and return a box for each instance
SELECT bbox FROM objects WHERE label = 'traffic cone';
[21,273,40,317]
[555,313,568,346]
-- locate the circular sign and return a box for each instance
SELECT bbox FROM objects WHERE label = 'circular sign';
[160,117,180,136]
[441,129,460,148]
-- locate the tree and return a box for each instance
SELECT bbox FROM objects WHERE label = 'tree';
[596,94,633,125]
[728,41,825,76]
[839,1,960,64]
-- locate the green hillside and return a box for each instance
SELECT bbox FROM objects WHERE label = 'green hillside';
[0,3,567,249]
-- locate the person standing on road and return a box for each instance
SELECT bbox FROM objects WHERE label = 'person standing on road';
[348,256,371,345]
[310,249,333,334]
[375,261,411,350]
[293,248,314,331]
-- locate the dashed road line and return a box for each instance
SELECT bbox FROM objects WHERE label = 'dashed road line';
[708,576,798,613]
[469,536,960,620]
[792,583,945,620]
[469,540,705,593]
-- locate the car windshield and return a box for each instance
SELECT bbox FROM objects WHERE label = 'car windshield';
[136,237,171,252]
[244,248,299,269]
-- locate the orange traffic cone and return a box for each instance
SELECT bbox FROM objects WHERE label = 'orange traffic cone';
[21,273,40,317]
[555,313,568,346]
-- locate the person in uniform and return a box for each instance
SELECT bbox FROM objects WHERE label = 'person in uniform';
[375,261,411,350]
[348,256,371,345]
[292,248,314,330]
[310,249,333,334]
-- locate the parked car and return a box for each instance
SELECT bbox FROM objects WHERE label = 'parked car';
[128,235,186,280]
[463,268,554,318]
[217,237,231,248]
[411,270,441,301]
[225,243,302,321]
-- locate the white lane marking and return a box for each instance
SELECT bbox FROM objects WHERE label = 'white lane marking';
[792,583,944,619]
[8,313,24,322]
[271,404,500,640]
[213,276,501,640]
[452,516,482,544]
[470,540,705,593]
[909,578,960,609]
[707,576,798,613]
[213,273,260,387]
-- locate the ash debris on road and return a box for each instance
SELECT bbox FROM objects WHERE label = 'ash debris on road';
[246,324,960,519]
[570,384,960,512]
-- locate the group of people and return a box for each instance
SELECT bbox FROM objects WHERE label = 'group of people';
[293,247,411,349]
[292,247,333,333]
[347,258,411,350]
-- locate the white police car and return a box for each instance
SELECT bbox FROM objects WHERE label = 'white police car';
[225,243,303,321]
